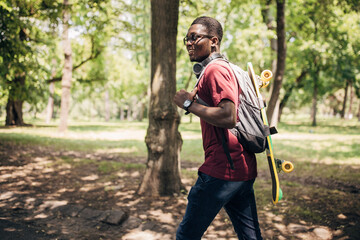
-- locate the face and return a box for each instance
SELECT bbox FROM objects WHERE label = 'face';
[184,24,215,62]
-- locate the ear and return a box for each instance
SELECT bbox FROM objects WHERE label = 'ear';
[210,36,219,48]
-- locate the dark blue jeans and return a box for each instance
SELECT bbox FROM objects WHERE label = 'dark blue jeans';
[176,172,262,240]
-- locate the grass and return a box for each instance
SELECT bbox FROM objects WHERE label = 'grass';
[1,116,359,168]
[1,116,359,226]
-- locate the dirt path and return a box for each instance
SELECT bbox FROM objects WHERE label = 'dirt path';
[0,141,358,239]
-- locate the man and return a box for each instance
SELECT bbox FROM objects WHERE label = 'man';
[173,16,262,240]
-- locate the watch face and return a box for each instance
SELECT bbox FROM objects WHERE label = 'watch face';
[184,99,192,108]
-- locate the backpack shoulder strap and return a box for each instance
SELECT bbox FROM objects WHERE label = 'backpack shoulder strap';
[227,62,265,109]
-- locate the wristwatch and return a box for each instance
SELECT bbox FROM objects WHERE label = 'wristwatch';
[183,99,193,115]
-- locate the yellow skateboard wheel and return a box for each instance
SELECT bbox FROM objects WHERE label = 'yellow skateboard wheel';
[282,161,294,173]
[260,70,272,88]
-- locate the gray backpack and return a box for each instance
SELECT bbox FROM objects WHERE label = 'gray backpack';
[194,58,273,169]
[227,62,271,154]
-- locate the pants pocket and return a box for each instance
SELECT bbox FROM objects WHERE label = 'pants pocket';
[198,171,218,184]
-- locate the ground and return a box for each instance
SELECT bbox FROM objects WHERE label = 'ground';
[0,140,359,240]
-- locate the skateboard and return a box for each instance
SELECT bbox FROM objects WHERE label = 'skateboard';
[247,62,294,204]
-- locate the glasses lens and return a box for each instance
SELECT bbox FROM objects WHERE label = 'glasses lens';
[190,34,198,42]
[184,34,200,45]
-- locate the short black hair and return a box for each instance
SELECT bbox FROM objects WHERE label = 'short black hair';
[191,16,223,45]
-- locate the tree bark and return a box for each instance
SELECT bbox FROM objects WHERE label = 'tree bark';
[104,87,110,122]
[347,81,354,119]
[45,59,57,124]
[340,80,349,119]
[266,0,287,126]
[138,0,182,196]
[59,0,73,133]
[5,75,26,126]
[261,0,277,74]
[311,72,318,126]
[357,101,360,122]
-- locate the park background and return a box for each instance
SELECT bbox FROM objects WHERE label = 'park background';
[0,0,359,239]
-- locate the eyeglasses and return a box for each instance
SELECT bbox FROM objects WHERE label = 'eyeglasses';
[183,34,213,45]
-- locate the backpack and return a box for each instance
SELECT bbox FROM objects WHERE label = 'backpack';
[227,61,271,154]
[194,57,274,169]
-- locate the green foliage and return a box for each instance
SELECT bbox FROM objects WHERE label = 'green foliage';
[282,0,360,112]
[1,0,359,122]
[0,0,60,108]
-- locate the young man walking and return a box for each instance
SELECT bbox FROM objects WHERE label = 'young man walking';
[173,16,263,240]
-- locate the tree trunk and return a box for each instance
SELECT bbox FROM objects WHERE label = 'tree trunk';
[357,101,360,122]
[347,81,354,119]
[59,0,72,133]
[310,54,320,126]
[6,99,24,126]
[309,18,320,126]
[138,0,182,196]
[127,105,132,121]
[104,88,110,122]
[261,0,277,74]
[311,71,319,126]
[119,106,125,121]
[45,82,55,123]
[340,80,349,119]
[5,75,26,126]
[45,59,57,124]
[266,0,287,126]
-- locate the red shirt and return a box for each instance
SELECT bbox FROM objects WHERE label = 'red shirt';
[197,60,257,181]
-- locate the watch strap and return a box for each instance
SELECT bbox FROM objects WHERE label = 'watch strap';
[184,99,193,115]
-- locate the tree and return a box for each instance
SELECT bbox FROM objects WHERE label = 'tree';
[138,0,183,196]
[0,0,60,126]
[266,0,286,126]
[47,0,113,129]
[58,0,72,132]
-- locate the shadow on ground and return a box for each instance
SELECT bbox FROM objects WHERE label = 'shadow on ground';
[0,141,359,239]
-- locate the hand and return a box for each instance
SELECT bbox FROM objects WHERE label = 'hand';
[174,87,198,109]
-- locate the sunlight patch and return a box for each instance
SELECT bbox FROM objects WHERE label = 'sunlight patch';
[96,146,138,154]
[4,228,17,232]
[317,157,360,165]
[66,129,146,141]
[57,188,74,193]
[0,191,14,200]
[0,173,12,180]
[24,197,37,209]
[121,229,171,240]
[38,200,68,211]
[79,184,98,192]
[81,174,99,181]
[148,209,173,223]
[31,181,42,186]
[34,157,52,165]
[34,213,49,219]
[43,168,55,173]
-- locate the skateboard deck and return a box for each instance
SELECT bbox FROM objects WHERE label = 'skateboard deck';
[247,62,294,204]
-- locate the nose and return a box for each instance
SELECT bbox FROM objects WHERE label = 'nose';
[186,42,191,51]
[185,40,192,47]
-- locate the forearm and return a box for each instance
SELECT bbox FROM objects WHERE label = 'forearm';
[187,101,236,129]
[173,88,236,129]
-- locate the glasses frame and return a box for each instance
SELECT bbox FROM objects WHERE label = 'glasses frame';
[183,34,213,45]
